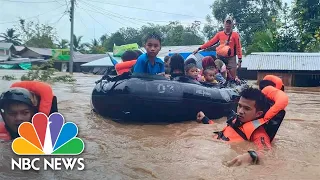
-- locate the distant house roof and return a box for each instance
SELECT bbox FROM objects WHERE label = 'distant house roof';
[80,56,117,67]
[140,45,201,57]
[0,55,10,61]
[74,54,108,63]
[0,58,46,65]
[0,42,14,49]
[242,52,320,71]
[26,47,52,56]
[15,46,26,52]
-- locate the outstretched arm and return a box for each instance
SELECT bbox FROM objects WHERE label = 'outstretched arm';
[227,126,271,167]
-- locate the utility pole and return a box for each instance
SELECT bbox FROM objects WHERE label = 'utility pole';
[69,0,75,74]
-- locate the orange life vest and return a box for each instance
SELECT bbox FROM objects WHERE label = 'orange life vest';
[0,122,11,141]
[215,85,288,142]
[115,60,137,75]
[10,81,54,116]
[263,75,283,90]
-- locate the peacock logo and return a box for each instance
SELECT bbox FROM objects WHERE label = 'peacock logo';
[12,112,84,155]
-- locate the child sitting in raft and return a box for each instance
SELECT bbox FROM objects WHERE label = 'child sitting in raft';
[169,53,185,79]
[184,58,200,80]
[201,56,226,84]
[203,68,218,84]
[133,32,165,75]
[115,50,139,75]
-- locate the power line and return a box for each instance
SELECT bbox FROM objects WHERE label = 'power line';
[86,0,205,20]
[0,0,59,3]
[0,4,66,24]
[79,0,146,27]
[79,4,111,34]
[80,0,183,24]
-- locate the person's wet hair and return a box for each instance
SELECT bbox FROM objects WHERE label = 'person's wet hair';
[259,80,276,90]
[121,50,138,62]
[134,50,143,57]
[203,68,214,76]
[240,87,268,112]
[144,32,162,45]
[210,55,217,61]
[185,58,196,66]
[202,56,216,70]
[164,56,170,63]
[169,53,185,74]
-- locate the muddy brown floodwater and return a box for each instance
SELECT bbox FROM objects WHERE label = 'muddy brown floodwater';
[0,70,319,180]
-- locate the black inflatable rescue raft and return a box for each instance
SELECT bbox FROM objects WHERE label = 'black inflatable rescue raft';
[91,73,244,122]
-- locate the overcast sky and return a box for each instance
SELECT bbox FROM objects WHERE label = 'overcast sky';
[0,0,293,43]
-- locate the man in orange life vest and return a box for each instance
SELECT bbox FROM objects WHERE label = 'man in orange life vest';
[0,81,58,140]
[197,76,288,166]
[194,15,243,80]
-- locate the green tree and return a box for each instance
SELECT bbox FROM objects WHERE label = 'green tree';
[18,19,57,48]
[210,0,282,47]
[73,35,89,53]
[104,32,126,51]
[89,38,106,54]
[0,28,22,45]
[56,39,69,49]
[292,0,320,51]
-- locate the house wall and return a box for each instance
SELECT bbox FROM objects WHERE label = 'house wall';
[238,68,257,80]
[257,71,293,86]
[257,71,320,87]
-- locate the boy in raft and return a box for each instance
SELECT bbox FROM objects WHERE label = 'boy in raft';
[201,56,226,84]
[194,16,243,81]
[202,68,218,84]
[0,81,58,140]
[184,58,200,80]
[133,32,165,75]
[196,76,288,166]
[115,50,139,75]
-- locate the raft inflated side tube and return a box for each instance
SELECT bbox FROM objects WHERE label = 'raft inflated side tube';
[91,74,241,122]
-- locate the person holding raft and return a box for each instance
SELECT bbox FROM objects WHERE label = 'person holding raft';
[133,32,165,75]
[196,75,288,167]
[193,15,243,81]
[0,81,58,141]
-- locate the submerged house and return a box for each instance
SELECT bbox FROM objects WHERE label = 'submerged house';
[242,52,320,87]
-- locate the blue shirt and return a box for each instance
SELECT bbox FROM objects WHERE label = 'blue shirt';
[133,53,164,75]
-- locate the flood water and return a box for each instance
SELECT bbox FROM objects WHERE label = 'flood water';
[0,70,319,180]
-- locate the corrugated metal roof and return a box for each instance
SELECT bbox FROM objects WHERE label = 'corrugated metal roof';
[14,46,26,52]
[0,58,46,64]
[242,53,320,71]
[140,45,201,57]
[74,54,108,63]
[0,42,13,49]
[27,47,52,56]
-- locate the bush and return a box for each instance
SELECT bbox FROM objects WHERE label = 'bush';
[21,59,76,83]
[2,75,17,81]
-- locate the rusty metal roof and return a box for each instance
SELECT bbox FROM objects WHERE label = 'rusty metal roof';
[242,52,320,71]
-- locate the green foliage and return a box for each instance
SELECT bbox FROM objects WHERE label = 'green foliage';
[1,75,17,81]
[292,0,320,52]
[0,28,22,45]
[210,0,282,47]
[18,19,58,48]
[21,60,76,83]
[56,39,69,49]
